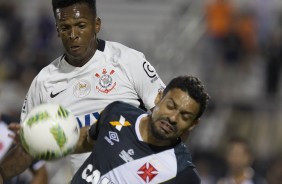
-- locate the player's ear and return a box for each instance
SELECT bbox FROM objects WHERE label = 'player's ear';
[95,17,101,33]
[154,91,162,105]
[188,119,199,131]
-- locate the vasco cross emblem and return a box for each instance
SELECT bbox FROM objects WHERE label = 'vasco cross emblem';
[95,68,116,94]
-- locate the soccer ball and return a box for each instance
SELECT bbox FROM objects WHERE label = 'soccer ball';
[20,103,80,160]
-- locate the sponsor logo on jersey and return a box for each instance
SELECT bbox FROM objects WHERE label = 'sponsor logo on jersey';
[50,89,66,98]
[76,112,100,128]
[158,86,165,93]
[81,164,114,184]
[119,149,134,163]
[143,61,159,83]
[21,96,27,114]
[137,162,158,183]
[109,115,131,131]
[104,131,119,146]
[73,79,91,98]
[94,68,116,94]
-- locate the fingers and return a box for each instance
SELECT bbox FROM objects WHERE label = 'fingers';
[8,123,21,132]
[7,123,21,144]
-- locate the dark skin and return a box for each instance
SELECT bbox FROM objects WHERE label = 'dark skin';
[55,3,101,67]
[0,3,100,181]
[0,123,90,181]
[0,123,32,181]
[140,89,200,146]
[0,90,201,182]
[80,89,201,151]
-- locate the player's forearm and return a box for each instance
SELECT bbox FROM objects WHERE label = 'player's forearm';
[73,126,93,154]
[0,145,33,180]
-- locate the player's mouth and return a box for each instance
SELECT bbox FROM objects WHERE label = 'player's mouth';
[70,45,81,52]
[159,120,175,134]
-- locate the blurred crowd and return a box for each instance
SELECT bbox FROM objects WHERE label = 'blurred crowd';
[191,0,282,183]
[203,0,282,99]
[0,0,282,183]
[0,2,62,117]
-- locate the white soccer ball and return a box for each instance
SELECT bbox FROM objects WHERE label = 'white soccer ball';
[20,103,80,160]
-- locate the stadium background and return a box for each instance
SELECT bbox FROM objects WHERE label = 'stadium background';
[0,0,282,183]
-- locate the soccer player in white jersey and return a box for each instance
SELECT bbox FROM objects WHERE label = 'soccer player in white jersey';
[71,75,210,183]
[0,0,164,182]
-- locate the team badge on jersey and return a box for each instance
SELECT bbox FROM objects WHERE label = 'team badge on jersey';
[73,79,91,98]
[94,68,116,94]
[137,162,158,183]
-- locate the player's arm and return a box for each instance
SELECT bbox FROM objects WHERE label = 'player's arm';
[0,123,33,180]
[0,145,33,180]
[73,126,95,154]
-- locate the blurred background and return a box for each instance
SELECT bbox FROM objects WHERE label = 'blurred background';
[0,0,282,183]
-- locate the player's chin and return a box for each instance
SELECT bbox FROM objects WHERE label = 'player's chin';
[158,130,175,140]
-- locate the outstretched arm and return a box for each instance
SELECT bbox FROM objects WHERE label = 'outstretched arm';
[0,144,33,180]
[0,123,33,180]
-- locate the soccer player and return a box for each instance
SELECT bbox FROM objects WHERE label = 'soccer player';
[7,0,165,182]
[70,75,210,183]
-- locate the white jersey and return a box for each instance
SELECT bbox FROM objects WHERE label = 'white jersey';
[20,39,165,175]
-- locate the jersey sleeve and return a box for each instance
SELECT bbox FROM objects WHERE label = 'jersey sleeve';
[20,75,44,123]
[125,52,165,110]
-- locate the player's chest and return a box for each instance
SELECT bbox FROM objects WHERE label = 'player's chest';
[94,138,178,184]
[46,66,134,101]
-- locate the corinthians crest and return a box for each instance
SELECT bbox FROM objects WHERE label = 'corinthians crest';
[95,68,116,94]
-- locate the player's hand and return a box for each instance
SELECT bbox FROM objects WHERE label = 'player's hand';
[74,126,93,153]
[8,123,21,145]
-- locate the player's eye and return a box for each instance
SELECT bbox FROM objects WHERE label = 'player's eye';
[78,23,86,29]
[182,113,194,122]
[60,26,69,32]
[166,101,175,110]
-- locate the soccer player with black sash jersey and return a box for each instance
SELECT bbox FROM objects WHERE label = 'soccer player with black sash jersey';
[71,75,210,184]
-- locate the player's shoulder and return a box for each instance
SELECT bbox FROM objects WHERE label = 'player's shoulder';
[106,40,143,54]
[34,55,63,82]
[104,40,145,64]
[104,101,145,115]
[105,101,135,111]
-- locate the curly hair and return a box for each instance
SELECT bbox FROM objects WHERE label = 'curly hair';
[163,75,210,120]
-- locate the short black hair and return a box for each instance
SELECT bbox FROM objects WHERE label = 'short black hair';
[163,75,210,120]
[52,0,97,17]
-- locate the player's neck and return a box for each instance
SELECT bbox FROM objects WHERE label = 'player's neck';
[139,116,175,147]
[65,52,95,67]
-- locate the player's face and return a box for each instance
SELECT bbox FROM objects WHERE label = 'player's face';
[226,143,252,171]
[55,3,101,67]
[150,89,200,141]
